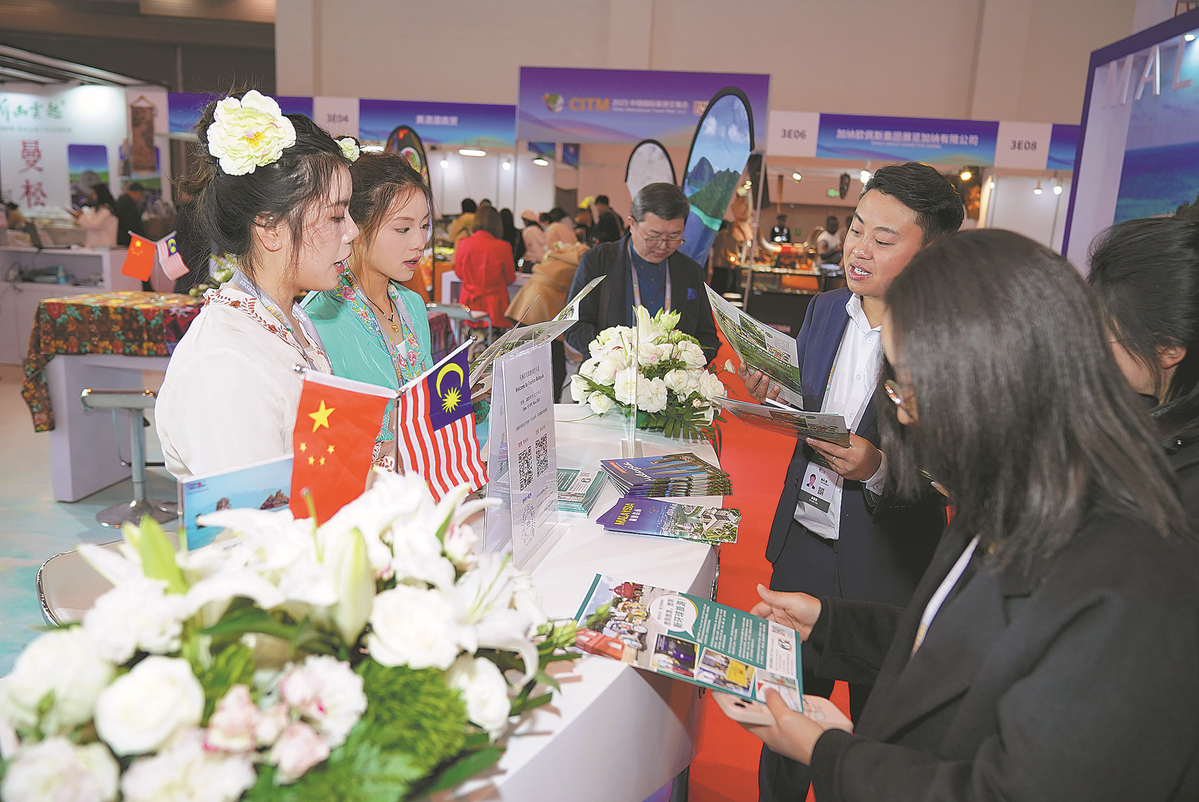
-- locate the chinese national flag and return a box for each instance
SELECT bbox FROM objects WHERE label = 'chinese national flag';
[121,234,156,282]
[289,371,393,524]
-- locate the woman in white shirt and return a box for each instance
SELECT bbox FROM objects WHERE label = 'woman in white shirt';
[70,184,118,248]
[155,90,360,480]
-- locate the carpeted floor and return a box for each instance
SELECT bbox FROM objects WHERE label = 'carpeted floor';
[687,339,852,802]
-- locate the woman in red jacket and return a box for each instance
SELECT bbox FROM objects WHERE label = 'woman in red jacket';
[454,205,515,329]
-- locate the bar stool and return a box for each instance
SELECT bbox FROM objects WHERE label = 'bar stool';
[80,388,178,528]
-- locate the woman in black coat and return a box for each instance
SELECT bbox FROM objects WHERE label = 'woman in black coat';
[1088,217,1199,518]
[735,230,1199,801]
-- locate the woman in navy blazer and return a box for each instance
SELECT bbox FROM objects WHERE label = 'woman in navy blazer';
[738,230,1199,801]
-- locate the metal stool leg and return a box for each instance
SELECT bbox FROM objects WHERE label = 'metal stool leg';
[95,407,177,528]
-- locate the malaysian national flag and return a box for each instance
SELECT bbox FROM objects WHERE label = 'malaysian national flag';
[156,231,190,280]
[396,341,487,500]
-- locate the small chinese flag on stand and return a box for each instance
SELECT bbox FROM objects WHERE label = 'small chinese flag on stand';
[121,233,155,282]
[156,232,190,280]
[290,371,393,524]
[396,341,488,501]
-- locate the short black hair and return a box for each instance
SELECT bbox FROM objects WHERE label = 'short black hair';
[595,195,610,205]
[825,215,839,234]
[127,182,144,193]
[461,198,477,214]
[864,163,963,245]
[630,183,689,223]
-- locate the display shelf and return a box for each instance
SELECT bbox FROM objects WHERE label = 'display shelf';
[0,246,140,364]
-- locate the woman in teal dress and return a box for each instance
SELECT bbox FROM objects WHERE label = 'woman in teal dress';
[303,149,434,467]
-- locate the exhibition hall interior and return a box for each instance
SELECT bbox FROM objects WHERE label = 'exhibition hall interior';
[2,1,1198,800]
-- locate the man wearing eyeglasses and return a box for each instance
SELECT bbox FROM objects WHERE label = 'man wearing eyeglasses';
[565,182,720,363]
[741,162,964,802]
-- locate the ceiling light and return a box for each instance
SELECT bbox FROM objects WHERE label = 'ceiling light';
[502,160,512,171]
[459,148,486,157]
[791,172,802,181]
[960,169,972,181]
[860,170,871,183]
[439,158,449,168]
[988,179,995,189]
[1053,182,1063,195]
[360,144,384,154]
[1034,180,1043,195]
[1186,33,1196,42]
[532,157,549,166]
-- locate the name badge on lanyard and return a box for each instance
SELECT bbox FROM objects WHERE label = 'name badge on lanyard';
[796,462,834,513]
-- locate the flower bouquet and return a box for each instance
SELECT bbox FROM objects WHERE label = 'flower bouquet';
[569,307,726,441]
[0,472,577,802]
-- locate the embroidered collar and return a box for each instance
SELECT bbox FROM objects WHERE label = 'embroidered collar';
[335,269,425,384]
[205,274,330,371]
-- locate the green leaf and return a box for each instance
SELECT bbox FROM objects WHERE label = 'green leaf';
[200,606,300,642]
[127,516,187,593]
[410,746,504,798]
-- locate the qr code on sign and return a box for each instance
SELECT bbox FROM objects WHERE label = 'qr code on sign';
[518,446,533,490]
[535,434,548,476]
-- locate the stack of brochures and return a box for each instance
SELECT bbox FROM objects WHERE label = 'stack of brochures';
[557,468,608,516]
[596,496,741,544]
[599,452,732,497]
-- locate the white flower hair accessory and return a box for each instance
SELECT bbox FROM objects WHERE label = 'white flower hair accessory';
[207,90,297,176]
[337,138,361,162]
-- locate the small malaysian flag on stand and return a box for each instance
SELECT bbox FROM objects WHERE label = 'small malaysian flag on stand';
[156,231,190,280]
[396,341,487,501]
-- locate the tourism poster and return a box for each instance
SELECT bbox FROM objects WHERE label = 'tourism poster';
[677,88,755,265]
[573,575,803,710]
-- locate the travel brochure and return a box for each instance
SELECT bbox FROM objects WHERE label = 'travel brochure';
[557,468,608,516]
[178,455,293,549]
[468,274,605,395]
[705,286,804,407]
[596,496,741,544]
[573,575,803,711]
[600,452,732,497]
[714,396,850,447]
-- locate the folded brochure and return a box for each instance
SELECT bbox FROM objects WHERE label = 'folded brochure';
[600,452,731,497]
[715,396,850,447]
[596,496,740,543]
[706,285,804,407]
[557,468,608,515]
[574,574,802,710]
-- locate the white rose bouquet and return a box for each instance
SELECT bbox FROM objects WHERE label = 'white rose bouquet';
[570,306,726,441]
[0,473,577,802]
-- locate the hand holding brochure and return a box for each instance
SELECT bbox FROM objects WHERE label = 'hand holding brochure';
[715,396,850,447]
[706,286,804,406]
[597,496,741,544]
[574,575,803,711]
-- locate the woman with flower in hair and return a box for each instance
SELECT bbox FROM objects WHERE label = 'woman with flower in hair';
[302,150,434,468]
[155,90,359,479]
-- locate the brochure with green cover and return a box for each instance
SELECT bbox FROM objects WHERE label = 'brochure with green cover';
[573,574,803,711]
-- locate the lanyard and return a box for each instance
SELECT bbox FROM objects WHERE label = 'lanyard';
[911,536,979,655]
[629,238,671,313]
[228,269,324,370]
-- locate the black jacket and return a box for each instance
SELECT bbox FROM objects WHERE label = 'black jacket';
[564,234,719,363]
[807,514,1199,801]
[115,193,146,247]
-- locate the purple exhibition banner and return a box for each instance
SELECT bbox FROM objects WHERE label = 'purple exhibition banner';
[816,114,1000,165]
[518,67,769,147]
[168,93,313,135]
[1047,124,1080,172]
[357,99,515,148]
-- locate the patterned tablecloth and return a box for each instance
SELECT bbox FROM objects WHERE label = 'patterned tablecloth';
[21,291,456,433]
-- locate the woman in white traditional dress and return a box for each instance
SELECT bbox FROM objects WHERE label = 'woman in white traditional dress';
[155,90,359,479]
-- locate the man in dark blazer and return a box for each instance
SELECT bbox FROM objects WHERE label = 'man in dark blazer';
[742,162,964,801]
[115,182,146,247]
[565,183,720,364]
